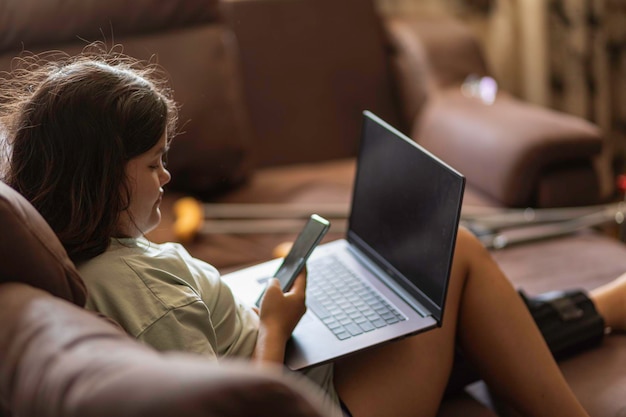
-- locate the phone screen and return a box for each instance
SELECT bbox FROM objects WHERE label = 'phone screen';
[256,214,330,306]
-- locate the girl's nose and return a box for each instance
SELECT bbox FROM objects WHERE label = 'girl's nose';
[161,168,171,186]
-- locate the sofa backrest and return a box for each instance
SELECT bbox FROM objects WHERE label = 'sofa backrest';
[0,0,406,196]
[220,0,403,168]
[0,0,253,199]
[0,0,218,52]
[0,181,86,306]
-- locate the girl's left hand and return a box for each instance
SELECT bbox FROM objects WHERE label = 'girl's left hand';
[252,270,307,363]
[258,270,307,340]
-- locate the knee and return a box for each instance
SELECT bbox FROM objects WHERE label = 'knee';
[455,226,490,259]
[456,226,479,248]
[457,225,474,240]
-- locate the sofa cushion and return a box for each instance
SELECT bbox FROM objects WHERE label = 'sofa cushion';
[0,23,253,198]
[0,181,86,306]
[117,26,255,197]
[0,0,219,53]
[220,0,403,167]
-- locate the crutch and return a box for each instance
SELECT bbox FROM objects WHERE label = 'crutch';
[469,204,626,249]
[461,202,625,234]
[462,175,626,246]
[174,197,626,248]
[173,197,349,242]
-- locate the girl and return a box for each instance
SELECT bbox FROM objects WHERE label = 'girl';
[4,47,622,417]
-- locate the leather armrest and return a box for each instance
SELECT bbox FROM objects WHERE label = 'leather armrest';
[0,283,337,417]
[384,15,491,126]
[414,89,603,207]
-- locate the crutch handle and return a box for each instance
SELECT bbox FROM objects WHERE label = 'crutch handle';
[173,197,204,242]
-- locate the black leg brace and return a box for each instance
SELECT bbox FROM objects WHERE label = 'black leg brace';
[518,288,605,360]
[445,288,606,395]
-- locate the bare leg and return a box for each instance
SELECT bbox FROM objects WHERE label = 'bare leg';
[333,227,588,417]
[589,272,626,331]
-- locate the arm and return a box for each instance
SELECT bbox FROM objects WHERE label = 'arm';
[0,283,335,417]
[415,89,603,207]
[253,273,307,364]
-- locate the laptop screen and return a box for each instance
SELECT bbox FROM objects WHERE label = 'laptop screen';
[347,112,465,323]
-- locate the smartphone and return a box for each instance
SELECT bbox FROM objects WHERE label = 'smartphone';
[256,214,330,306]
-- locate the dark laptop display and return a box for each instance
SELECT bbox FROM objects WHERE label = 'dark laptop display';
[348,114,465,323]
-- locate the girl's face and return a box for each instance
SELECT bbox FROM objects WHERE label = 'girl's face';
[117,133,171,237]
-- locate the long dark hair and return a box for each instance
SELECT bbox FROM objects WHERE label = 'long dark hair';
[1,45,178,263]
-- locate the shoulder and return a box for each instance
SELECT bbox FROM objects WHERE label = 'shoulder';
[79,239,216,338]
[80,238,225,308]
[77,240,137,284]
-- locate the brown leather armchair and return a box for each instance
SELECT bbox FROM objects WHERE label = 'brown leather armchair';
[386,15,605,208]
[0,181,338,417]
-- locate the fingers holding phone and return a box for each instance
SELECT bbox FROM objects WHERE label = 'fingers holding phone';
[290,264,307,294]
[255,214,329,307]
[256,214,329,340]
[258,271,307,339]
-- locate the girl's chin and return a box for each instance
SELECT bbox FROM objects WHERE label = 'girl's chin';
[145,211,162,233]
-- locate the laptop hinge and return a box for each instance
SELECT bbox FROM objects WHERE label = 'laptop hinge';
[348,246,431,318]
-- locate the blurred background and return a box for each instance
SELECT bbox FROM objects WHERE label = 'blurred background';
[378,0,626,196]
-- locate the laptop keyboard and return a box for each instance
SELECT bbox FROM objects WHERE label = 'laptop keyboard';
[307,256,406,340]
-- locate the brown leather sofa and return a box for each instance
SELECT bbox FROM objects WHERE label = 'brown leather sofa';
[1,0,626,416]
[0,181,339,417]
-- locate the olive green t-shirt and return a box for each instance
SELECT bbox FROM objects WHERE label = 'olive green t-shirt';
[79,238,341,413]
[80,237,258,358]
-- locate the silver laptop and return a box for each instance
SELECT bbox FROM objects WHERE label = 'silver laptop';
[223,111,465,370]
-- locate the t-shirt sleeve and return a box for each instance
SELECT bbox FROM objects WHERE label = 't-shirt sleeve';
[137,300,220,357]
[82,240,259,360]
[183,253,259,358]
